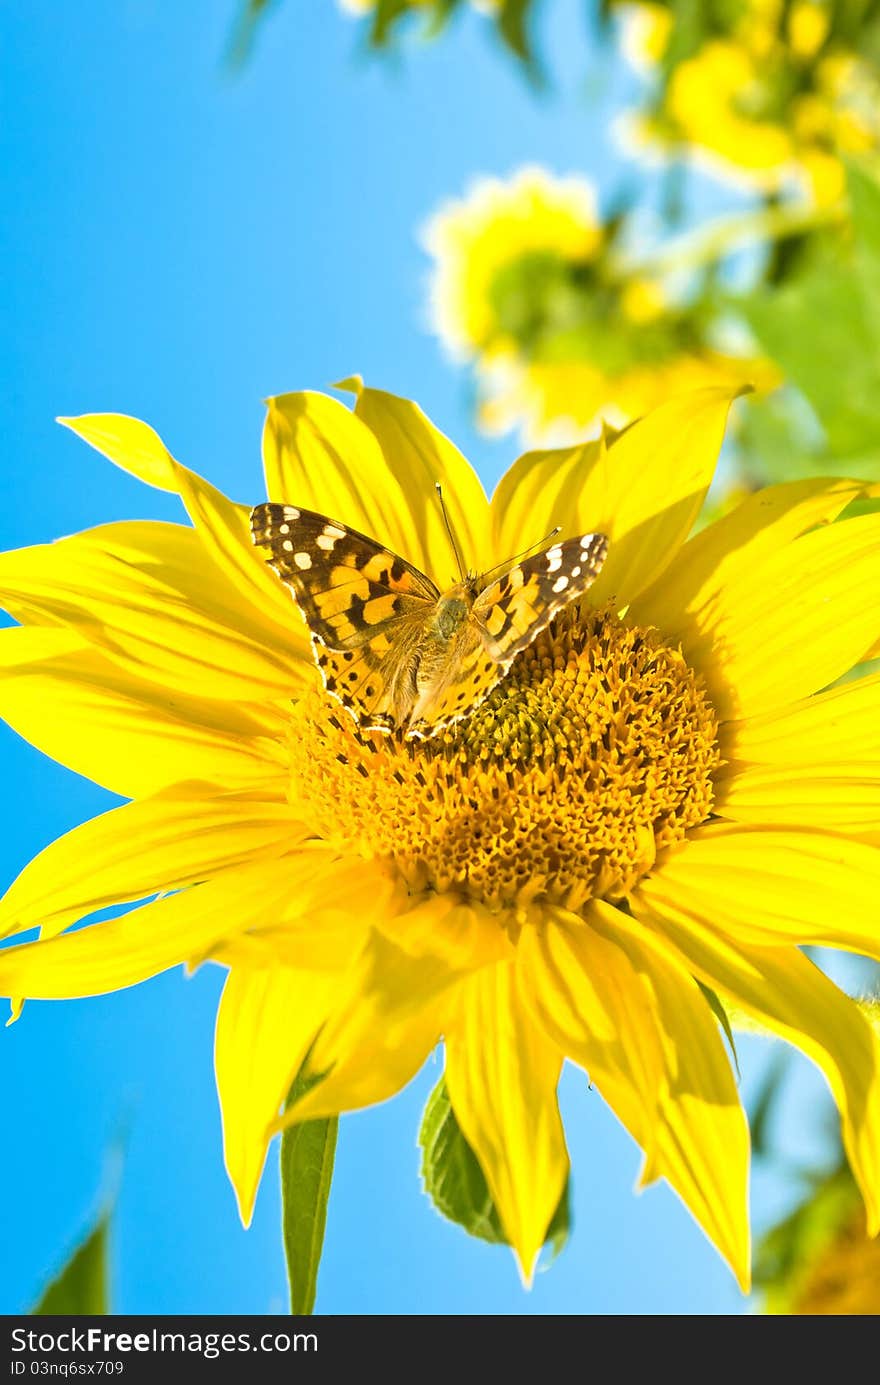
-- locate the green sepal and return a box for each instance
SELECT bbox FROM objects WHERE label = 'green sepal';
[697,980,741,1080]
[32,1214,110,1315]
[419,1076,570,1259]
[280,1071,338,1316]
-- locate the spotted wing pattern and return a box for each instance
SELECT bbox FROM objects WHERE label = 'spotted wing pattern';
[473,533,609,662]
[251,502,609,739]
[250,502,439,729]
[407,532,610,738]
[250,503,438,648]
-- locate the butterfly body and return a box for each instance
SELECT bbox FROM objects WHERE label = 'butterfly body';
[432,588,472,641]
[251,502,608,739]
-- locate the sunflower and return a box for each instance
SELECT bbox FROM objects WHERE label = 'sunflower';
[790,1217,880,1314]
[615,1,674,72]
[663,37,880,205]
[423,167,605,364]
[756,1163,880,1314]
[1,383,880,1291]
[476,349,778,446]
[622,0,880,206]
[424,168,769,441]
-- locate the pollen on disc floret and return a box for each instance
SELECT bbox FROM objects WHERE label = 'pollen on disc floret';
[287,607,721,914]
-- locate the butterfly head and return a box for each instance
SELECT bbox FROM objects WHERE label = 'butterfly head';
[432,588,473,640]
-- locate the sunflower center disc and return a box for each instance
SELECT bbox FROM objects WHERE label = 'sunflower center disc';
[288,608,721,913]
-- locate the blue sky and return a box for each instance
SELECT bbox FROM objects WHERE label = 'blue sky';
[0,0,834,1314]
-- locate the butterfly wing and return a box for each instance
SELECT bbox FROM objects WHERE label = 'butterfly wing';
[407,532,609,740]
[472,533,609,663]
[313,620,429,732]
[251,502,439,730]
[407,627,500,740]
[250,503,439,650]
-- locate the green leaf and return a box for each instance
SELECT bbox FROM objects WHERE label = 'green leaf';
[228,0,280,67]
[281,1072,338,1316]
[419,1076,571,1257]
[497,0,537,67]
[542,1179,572,1267]
[371,0,415,46]
[661,0,715,76]
[32,1215,109,1315]
[744,161,880,459]
[847,159,880,260]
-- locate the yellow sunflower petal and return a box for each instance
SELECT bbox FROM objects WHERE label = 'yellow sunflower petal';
[0,789,303,942]
[0,860,287,1002]
[490,435,603,564]
[635,893,880,1234]
[642,827,880,958]
[57,415,303,637]
[263,391,438,577]
[0,626,287,798]
[715,763,880,837]
[345,381,491,581]
[491,388,738,604]
[723,671,880,764]
[516,907,664,1170]
[274,909,472,1128]
[213,849,399,974]
[444,959,568,1283]
[632,476,869,636]
[517,905,749,1287]
[0,521,309,700]
[376,890,513,971]
[682,512,880,719]
[215,962,342,1225]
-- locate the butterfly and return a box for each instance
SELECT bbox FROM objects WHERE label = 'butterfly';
[250,501,609,739]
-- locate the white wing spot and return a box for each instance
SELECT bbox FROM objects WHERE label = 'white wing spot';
[294,551,312,569]
[284,507,301,520]
[316,534,336,551]
[546,545,563,573]
[323,524,346,540]
[571,566,581,578]
[552,575,569,594]
[282,539,294,551]
[279,523,290,535]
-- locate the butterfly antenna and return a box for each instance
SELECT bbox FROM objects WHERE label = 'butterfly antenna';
[435,482,466,582]
[480,525,562,583]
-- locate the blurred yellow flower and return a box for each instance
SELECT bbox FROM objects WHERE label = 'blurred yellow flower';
[787,0,831,59]
[757,1164,880,1314]
[424,167,604,361]
[2,387,880,1288]
[620,0,880,205]
[616,2,674,71]
[667,40,797,189]
[424,167,770,440]
[478,349,775,444]
[790,1207,880,1313]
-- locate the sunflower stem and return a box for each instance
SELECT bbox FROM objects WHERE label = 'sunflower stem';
[610,200,844,282]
